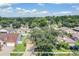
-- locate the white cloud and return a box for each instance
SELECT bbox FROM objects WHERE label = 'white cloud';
[31,9,37,12]
[37,3,45,6]
[15,7,49,17]
[0,3,13,15]
[0,7,13,14]
[59,11,71,14]
[0,3,11,6]
[72,6,77,8]
[71,5,79,10]
[40,11,48,14]
[52,11,72,16]
[76,8,79,10]
[16,8,31,13]
[16,7,21,10]
[1,4,78,17]
[16,8,29,15]
[0,3,11,9]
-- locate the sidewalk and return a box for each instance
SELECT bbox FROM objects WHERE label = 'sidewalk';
[0,46,14,56]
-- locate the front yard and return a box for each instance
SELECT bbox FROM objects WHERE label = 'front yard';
[10,35,26,56]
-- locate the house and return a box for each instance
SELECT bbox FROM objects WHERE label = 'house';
[0,33,19,47]
[17,24,29,36]
[0,29,9,33]
[59,27,74,34]
[0,28,17,33]
[57,35,75,43]
[6,28,16,33]
[73,27,79,32]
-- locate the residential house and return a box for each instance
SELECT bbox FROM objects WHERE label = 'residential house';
[17,24,29,36]
[0,33,19,47]
[0,29,9,33]
[73,27,79,31]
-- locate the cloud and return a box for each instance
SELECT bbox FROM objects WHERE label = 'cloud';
[72,6,77,8]
[71,5,79,10]
[0,3,11,9]
[76,8,79,10]
[1,3,79,17]
[0,3,13,15]
[13,7,49,17]
[16,8,35,15]
[31,9,37,12]
[37,3,45,6]
[0,7,13,14]
[16,8,28,13]
[39,11,48,14]
[59,11,71,14]
[74,7,79,10]
[52,11,72,16]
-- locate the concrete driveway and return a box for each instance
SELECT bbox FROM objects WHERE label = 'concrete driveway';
[0,46,14,56]
[23,39,35,56]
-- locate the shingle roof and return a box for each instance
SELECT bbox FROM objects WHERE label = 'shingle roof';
[6,33,18,42]
[73,27,79,31]
[63,37,75,43]
[0,33,18,42]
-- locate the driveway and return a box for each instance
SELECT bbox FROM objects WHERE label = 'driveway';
[0,46,14,56]
[23,39,35,56]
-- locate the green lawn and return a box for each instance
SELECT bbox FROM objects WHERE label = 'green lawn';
[13,35,26,52]
[10,36,26,56]
[13,44,25,52]
[53,48,71,52]
[52,48,76,56]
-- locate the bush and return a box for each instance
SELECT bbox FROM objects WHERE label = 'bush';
[75,40,79,48]
[10,53,23,56]
[56,42,69,50]
[66,33,72,38]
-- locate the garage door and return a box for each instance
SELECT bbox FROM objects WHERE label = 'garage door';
[7,43,15,46]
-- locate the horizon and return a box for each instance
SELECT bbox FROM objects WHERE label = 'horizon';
[0,15,79,18]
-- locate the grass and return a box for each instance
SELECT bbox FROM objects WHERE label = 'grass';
[13,35,26,52]
[10,43,26,56]
[10,36,26,56]
[13,44,25,52]
[53,48,71,52]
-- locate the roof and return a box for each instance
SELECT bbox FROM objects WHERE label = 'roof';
[57,36,75,43]
[0,33,18,42]
[0,29,8,33]
[59,27,74,33]
[6,33,18,42]
[73,27,79,31]
[63,37,75,43]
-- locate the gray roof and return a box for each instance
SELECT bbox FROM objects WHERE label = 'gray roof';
[73,27,79,31]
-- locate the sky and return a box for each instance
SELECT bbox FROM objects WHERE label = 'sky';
[0,3,79,17]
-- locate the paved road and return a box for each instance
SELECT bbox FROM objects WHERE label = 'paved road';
[0,46,14,56]
[23,39,35,56]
